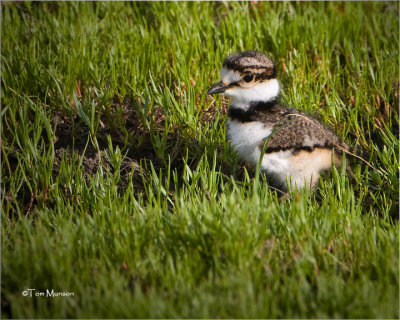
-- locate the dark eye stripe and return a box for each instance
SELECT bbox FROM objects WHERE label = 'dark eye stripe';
[237,66,276,81]
[254,73,275,81]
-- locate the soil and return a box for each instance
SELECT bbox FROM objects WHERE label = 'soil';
[51,95,169,191]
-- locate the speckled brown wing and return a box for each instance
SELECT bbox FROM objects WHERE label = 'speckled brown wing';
[260,112,347,153]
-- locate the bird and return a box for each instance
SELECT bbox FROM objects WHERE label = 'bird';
[207,50,349,192]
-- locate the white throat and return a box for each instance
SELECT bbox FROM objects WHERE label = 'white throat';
[224,79,280,110]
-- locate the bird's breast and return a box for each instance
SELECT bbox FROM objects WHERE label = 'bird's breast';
[226,118,273,164]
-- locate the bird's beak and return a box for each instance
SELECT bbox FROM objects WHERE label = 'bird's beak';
[207,81,230,95]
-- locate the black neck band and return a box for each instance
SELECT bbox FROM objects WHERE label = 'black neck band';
[228,99,278,122]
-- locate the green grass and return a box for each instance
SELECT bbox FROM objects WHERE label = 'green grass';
[1,1,399,318]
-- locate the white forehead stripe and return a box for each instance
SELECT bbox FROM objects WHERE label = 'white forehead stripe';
[221,67,241,84]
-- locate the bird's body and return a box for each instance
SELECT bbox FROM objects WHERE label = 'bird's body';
[208,51,348,191]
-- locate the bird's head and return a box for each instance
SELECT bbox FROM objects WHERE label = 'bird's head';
[208,51,280,107]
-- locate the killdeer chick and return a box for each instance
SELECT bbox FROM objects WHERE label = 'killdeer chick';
[208,50,349,191]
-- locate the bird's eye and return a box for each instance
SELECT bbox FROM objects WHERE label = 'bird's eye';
[243,74,254,83]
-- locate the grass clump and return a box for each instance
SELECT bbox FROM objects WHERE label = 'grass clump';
[1,1,399,318]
